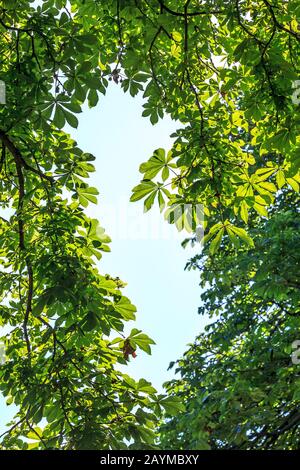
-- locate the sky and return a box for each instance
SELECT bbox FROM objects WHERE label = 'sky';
[0,84,207,430]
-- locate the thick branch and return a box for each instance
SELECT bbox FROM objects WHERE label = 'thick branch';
[0,130,54,184]
[262,0,300,41]
[0,131,33,357]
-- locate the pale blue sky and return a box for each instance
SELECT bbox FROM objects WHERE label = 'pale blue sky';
[0,85,207,430]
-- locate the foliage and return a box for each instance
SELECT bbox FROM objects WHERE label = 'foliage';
[126,0,300,246]
[0,0,299,450]
[0,0,181,450]
[159,192,300,449]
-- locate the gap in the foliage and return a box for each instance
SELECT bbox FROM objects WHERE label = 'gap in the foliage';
[68,84,208,390]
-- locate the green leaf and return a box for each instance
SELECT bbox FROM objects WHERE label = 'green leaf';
[276,170,286,189]
[240,201,249,224]
[253,203,268,217]
[82,311,99,331]
[115,297,137,320]
[88,89,99,108]
[287,178,299,192]
[254,167,276,181]
[129,329,156,354]
[26,427,43,441]
[255,181,277,194]
[77,186,99,207]
[229,225,254,247]
[63,108,79,128]
[160,396,185,416]
[130,181,157,202]
[53,105,65,129]
[144,190,157,212]
[209,227,224,255]
[139,149,171,180]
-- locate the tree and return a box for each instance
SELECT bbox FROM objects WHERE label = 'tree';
[0,0,299,450]
[0,1,183,450]
[129,0,299,245]
[159,192,300,449]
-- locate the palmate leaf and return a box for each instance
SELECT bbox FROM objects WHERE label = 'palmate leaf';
[203,221,254,255]
[130,181,157,202]
[139,148,174,180]
[158,396,185,416]
[128,328,156,355]
[227,225,254,248]
[77,186,99,207]
[114,297,137,320]
[52,101,80,129]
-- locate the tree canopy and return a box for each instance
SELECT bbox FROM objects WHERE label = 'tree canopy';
[159,192,300,449]
[0,0,299,450]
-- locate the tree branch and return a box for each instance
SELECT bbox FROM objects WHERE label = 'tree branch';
[157,0,224,17]
[262,0,300,41]
[0,130,34,358]
[0,130,54,184]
